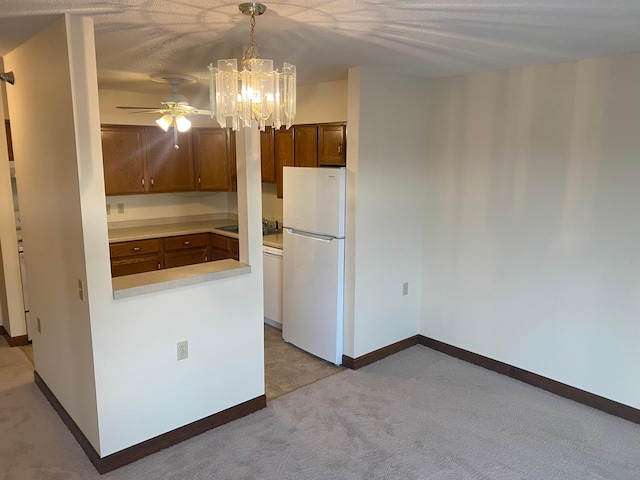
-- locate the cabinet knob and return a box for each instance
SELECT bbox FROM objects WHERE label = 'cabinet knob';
[150,177,155,187]
[198,176,201,185]
[338,144,342,154]
[132,247,141,252]
[141,178,145,186]
[183,241,191,245]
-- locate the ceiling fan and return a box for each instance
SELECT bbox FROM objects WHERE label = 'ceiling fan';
[117,73,211,148]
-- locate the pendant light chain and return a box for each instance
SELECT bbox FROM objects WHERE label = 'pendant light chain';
[242,11,261,69]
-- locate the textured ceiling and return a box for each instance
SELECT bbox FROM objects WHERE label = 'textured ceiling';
[2,1,640,103]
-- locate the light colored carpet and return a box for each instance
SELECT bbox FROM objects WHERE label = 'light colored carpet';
[2,337,639,479]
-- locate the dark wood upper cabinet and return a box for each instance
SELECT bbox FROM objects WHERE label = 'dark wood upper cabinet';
[294,125,318,168]
[193,128,233,191]
[260,126,276,183]
[274,127,294,198]
[5,120,13,162]
[101,125,147,195]
[145,127,195,193]
[101,125,236,195]
[318,124,346,166]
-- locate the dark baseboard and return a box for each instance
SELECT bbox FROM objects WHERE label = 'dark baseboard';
[418,335,640,425]
[34,371,267,473]
[342,335,420,369]
[34,371,102,468]
[1,325,29,347]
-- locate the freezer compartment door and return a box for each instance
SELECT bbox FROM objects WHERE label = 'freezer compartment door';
[283,166,346,238]
[283,229,344,365]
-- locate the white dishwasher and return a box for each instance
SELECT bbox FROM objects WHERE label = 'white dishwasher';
[263,245,283,328]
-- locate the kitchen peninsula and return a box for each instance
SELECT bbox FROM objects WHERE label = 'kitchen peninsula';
[108,216,283,299]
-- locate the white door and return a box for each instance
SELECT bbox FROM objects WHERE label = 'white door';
[283,229,344,365]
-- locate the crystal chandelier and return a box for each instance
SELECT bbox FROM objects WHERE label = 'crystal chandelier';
[208,3,296,132]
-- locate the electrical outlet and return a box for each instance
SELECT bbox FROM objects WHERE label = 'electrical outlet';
[106,204,111,215]
[403,282,409,296]
[36,317,41,333]
[177,341,188,361]
[117,203,125,214]
[78,279,84,301]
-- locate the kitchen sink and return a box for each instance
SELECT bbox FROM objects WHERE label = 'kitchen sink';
[218,225,279,235]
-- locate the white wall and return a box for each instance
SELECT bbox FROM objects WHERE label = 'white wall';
[6,14,265,457]
[99,88,236,224]
[295,79,348,125]
[344,67,428,358]
[421,52,640,409]
[5,15,101,447]
[105,191,231,224]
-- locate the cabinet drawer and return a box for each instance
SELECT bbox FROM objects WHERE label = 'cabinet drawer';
[164,249,208,268]
[163,233,208,252]
[110,239,160,258]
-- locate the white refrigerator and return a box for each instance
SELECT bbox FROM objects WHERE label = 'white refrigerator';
[282,166,346,365]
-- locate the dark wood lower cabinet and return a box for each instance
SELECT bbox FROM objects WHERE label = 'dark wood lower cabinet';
[110,232,239,277]
[111,255,162,277]
[210,233,235,261]
[110,239,162,277]
[229,238,239,261]
[164,249,208,268]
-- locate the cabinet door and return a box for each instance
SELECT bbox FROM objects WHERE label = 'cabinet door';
[229,238,240,261]
[193,128,232,191]
[260,127,276,183]
[111,256,161,277]
[164,250,208,268]
[210,233,231,260]
[101,125,147,195]
[229,130,237,191]
[318,124,346,166]
[5,120,13,162]
[294,125,318,168]
[274,127,294,198]
[145,127,195,193]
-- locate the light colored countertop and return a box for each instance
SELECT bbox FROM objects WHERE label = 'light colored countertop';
[108,217,282,299]
[262,233,283,249]
[108,219,284,249]
[112,259,251,299]
[108,219,239,243]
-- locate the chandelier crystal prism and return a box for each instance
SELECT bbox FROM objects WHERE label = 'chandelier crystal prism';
[208,2,296,131]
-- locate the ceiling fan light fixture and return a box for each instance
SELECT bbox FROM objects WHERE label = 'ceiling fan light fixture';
[175,114,192,132]
[156,114,172,131]
[208,2,296,132]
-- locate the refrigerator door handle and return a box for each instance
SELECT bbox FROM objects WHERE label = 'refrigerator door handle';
[284,228,337,242]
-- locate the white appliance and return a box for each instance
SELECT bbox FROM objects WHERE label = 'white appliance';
[10,161,31,339]
[282,166,346,365]
[263,245,283,328]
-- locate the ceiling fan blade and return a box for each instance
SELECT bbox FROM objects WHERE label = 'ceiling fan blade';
[127,110,164,114]
[181,105,212,115]
[116,106,159,110]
